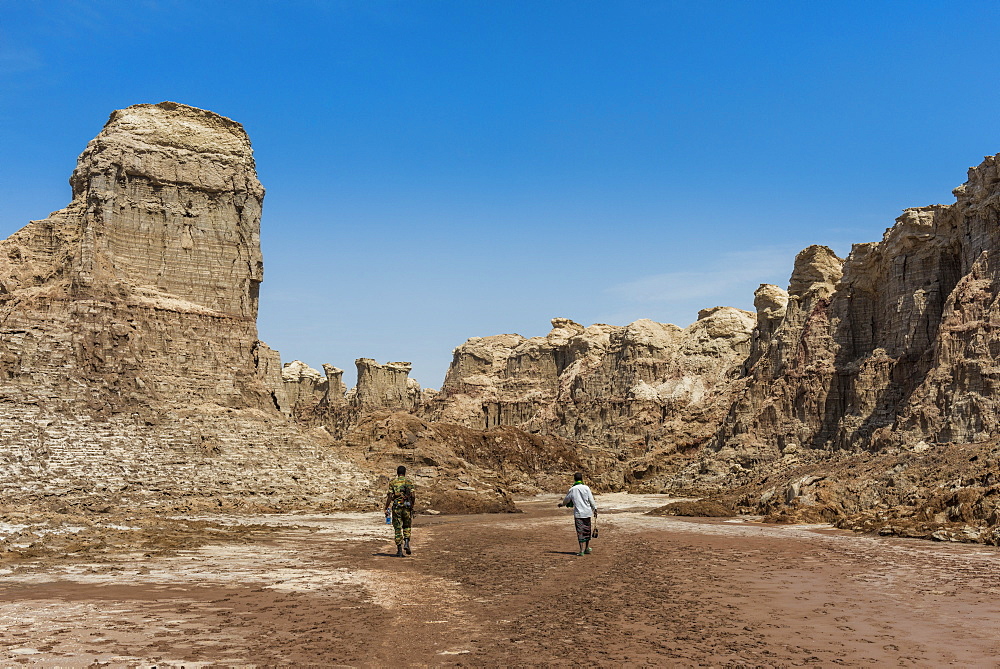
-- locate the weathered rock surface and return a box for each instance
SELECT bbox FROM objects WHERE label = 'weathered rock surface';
[0,102,367,509]
[671,153,1000,542]
[337,410,619,510]
[716,155,1000,454]
[285,358,426,436]
[282,359,328,412]
[282,357,599,503]
[353,359,422,411]
[426,309,755,464]
[15,102,1000,545]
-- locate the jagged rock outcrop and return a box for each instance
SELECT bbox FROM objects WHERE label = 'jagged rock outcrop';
[323,363,348,403]
[426,309,755,458]
[353,358,422,411]
[743,283,789,372]
[282,360,328,412]
[0,102,271,413]
[717,155,1000,454]
[284,358,426,433]
[0,102,366,508]
[714,245,846,456]
[662,153,1000,542]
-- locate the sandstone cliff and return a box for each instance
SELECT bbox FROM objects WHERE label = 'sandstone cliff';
[425,309,755,465]
[283,358,424,431]
[668,154,1000,543]
[14,101,1000,546]
[717,155,1000,454]
[0,102,366,511]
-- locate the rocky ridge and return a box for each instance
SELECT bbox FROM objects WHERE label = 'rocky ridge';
[8,102,1000,548]
[419,310,755,482]
[276,146,1000,543]
[681,156,1000,542]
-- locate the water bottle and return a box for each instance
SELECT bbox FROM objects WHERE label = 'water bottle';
[385,509,392,525]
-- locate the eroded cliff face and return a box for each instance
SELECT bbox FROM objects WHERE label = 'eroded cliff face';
[426,309,755,462]
[16,102,1000,543]
[0,102,366,509]
[717,156,1000,454]
[675,154,1000,543]
[0,102,272,414]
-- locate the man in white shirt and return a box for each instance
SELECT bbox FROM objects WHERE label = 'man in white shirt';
[557,472,598,556]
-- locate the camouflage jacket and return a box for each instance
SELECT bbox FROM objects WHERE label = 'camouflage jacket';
[386,476,415,509]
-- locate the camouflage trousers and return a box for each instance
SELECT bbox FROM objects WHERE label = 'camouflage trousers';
[391,506,412,545]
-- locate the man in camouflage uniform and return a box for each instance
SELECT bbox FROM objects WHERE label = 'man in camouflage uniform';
[384,465,416,557]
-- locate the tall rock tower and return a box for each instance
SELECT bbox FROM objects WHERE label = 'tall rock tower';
[0,102,358,507]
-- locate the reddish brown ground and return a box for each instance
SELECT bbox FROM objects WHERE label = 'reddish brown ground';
[2,495,1000,666]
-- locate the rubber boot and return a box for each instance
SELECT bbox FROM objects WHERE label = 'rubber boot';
[404,538,411,555]
[396,544,404,558]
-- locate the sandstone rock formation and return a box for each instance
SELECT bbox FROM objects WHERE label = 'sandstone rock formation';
[283,358,426,433]
[353,359,422,411]
[14,101,1000,545]
[0,102,366,510]
[282,359,328,412]
[666,154,1000,542]
[718,155,1000,454]
[426,309,755,464]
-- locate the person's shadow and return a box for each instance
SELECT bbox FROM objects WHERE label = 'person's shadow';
[545,550,582,556]
[372,551,402,557]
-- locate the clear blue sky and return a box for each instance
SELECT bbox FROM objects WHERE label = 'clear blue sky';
[3,1,1000,388]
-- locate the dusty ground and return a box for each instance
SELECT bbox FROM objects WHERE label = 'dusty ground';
[1,494,999,666]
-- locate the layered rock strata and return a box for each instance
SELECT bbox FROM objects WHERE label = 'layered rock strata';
[425,310,756,460]
[0,102,366,508]
[718,154,1000,454]
[282,357,426,433]
[352,358,422,411]
[282,359,329,412]
[662,154,1000,542]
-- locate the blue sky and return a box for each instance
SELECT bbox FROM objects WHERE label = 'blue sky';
[3,1,1000,388]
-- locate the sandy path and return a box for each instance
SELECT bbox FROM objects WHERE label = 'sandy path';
[1,494,999,666]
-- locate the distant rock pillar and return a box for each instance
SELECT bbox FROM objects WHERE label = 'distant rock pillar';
[353,358,420,411]
[744,283,789,372]
[322,364,347,405]
[282,360,328,411]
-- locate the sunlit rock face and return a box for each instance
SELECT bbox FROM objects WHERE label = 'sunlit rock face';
[717,153,1000,453]
[426,309,756,456]
[0,102,365,507]
[353,358,422,412]
[66,101,265,317]
[0,102,271,413]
